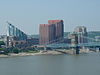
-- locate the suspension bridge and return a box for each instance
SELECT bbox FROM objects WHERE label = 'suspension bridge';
[37,35,100,54]
[45,36,100,47]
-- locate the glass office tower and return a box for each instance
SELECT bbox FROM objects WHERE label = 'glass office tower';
[7,22,27,40]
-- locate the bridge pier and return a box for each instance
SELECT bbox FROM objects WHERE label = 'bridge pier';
[75,46,80,54]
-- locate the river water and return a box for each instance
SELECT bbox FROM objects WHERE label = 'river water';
[0,52,100,75]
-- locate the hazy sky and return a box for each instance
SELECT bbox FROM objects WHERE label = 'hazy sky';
[0,0,100,35]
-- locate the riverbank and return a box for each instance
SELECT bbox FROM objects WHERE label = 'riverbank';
[0,49,99,58]
[0,50,63,57]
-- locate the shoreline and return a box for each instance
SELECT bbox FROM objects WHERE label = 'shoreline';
[0,50,63,58]
[0,50,99,58]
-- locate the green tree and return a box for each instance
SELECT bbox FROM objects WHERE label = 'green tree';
[12,48,20,54]
[0,41,5,47]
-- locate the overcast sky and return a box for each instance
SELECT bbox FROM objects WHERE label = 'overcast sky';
[0,0,100,35]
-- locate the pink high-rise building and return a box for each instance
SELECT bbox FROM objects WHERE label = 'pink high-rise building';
[48,20,64,40]
[39,20,64,45]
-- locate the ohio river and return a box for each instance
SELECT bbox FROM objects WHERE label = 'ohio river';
[0,52,100,75]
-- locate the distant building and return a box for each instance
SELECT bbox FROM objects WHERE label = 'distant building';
[27,35,39,46]
[39,24,55,45]
[39,20,64,45]
[48,20,64,40]
[6,22,27,48]
[7,22,27,40]
[6,36,27,48]
[27,38,39,46]
[74,26,88,44]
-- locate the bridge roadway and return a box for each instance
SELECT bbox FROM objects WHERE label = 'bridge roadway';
[46,42,100,48]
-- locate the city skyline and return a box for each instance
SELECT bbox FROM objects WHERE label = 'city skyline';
[0,0,100,35]
[0,1,100,75]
